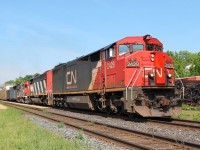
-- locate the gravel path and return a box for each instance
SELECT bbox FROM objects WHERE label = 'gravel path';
[47,109,200,145]
[24,115,128,150]
[0,104,8,109]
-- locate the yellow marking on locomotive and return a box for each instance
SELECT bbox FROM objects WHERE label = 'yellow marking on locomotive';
[52,87,125,95]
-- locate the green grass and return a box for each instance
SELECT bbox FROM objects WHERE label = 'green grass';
[182,104,200,111]
[76,130,84,140]
[173,104,200,121]
[0,108,90,150]
[57,122,65,128]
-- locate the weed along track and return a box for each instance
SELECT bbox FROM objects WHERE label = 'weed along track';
[2,101,200,150]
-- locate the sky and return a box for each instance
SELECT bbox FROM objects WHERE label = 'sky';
[0,0,200,84]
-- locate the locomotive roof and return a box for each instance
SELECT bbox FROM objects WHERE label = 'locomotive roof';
[74,42,115,61]
[52,42,115,69]
[52,35,161,68]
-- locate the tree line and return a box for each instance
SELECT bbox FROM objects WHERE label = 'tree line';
[5,73,40,86]
[167,50,200,77]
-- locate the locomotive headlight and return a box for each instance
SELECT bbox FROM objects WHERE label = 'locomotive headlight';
[148,72,154,78]
[167,73,172,78]
[151,54,155,62]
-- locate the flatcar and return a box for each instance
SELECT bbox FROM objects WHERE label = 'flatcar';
[2,35,182,117]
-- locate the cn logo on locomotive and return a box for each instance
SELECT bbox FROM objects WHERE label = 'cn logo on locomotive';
[144,68,163,78]
[66,70,77,85]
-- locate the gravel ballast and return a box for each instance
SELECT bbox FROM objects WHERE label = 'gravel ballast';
[47,109,200,145]
[24,115,127,150]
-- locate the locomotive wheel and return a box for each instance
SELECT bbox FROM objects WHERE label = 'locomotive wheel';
[116,107,123,116]
[63,102,69,110]
[22,99,25,103]
[44,99,48,106]
[59,101,64,108]
[105,106,111,114]
[128,113,134,118]
[54,100,59,108]
[26,99,30,104]
[29,99,33,105]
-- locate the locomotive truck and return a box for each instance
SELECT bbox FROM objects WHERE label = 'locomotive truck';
[0,35,182,117]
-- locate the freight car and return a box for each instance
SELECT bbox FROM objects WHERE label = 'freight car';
[0,86,12,100]
[0,88,7,100]
[176,76,200,105]
[6,86,17,101]
[3,35,182,117]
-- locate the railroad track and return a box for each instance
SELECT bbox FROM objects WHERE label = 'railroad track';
[66,107,200,132]
[148,117,200,131]
[51,105,200,132]
[1,101,200,150]
[56,105,200,131]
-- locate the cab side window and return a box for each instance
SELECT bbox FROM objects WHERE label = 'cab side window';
[118,44,130,56]
[104,47,115,59]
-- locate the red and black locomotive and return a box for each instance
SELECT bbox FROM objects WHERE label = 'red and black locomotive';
[1,35,182,117]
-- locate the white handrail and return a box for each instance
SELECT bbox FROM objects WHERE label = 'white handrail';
[126,69,137,100]
[131,67,143,87]
[127,70,137,87]
[130,67,143,100]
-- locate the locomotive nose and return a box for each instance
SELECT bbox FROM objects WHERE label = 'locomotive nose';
[154,52,166,85]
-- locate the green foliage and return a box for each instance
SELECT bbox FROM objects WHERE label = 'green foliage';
[173,104,200,120]
[42,109,49,114]
[15,76,24,85]
[23,75,33,81]
[173,112,200,121]
[193,113,200,121]
[190,52,200,76]
[76,130,84,140]
[182,104,200,111]
[33,73,40,78]
[167,50,200,77]
[57,122,65,128]
[4,73,39,86]
[4,80,15,85]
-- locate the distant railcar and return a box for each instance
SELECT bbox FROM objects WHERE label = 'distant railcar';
[0,88,7,100]
[176,76,200,105]
[23,70,53,105]
[6,87,17,101]
[0,86,12,100]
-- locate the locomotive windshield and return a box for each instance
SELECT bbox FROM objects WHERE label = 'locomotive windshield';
[146,44,163,51]
[132,44,144,52]
[118,44,130,55]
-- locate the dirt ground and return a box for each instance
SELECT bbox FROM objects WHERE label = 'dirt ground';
[0,104,8,109]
